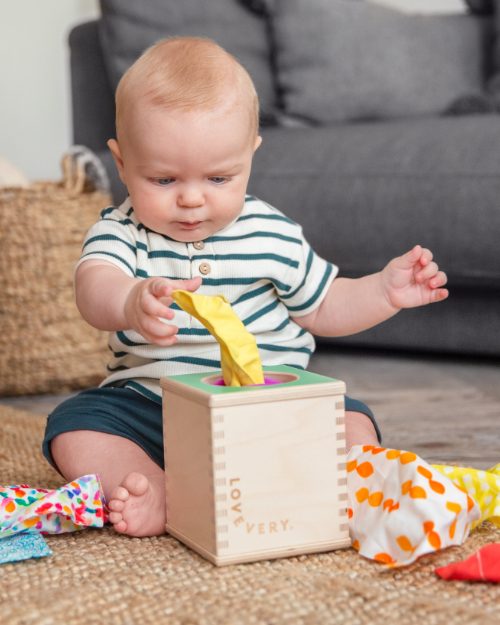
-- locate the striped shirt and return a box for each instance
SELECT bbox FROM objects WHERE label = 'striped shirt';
[77,195,338,402]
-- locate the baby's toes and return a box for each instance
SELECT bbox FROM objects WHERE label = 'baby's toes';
[108,510,127,533]
[107,485,129,530]
[121,471,149,497]
[109,485,130,503]
[108,510,122,524]
[107,497,125,513]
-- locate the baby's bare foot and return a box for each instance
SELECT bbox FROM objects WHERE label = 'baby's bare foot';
[107,471,166,537]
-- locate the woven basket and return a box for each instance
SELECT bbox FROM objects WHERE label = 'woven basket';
[0,156,112,396]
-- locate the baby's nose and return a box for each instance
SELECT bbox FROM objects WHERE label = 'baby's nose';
[178,185,204,208]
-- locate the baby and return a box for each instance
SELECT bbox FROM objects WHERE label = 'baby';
[43,37,448,537]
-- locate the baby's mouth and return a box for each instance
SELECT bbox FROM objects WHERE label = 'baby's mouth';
[178,220,203,230]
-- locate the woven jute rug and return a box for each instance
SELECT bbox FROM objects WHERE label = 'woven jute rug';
[1,406,499,625]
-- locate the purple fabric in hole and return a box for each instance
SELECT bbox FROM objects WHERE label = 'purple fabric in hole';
[211,376,283,386]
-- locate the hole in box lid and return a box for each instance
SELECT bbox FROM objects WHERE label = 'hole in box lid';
[202,372,299,387]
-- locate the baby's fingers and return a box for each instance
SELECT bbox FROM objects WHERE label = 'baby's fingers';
[149,278,174,299]
[140,315,179,345]
[144,296,175,321]
[427,271,449,304]
[417,247,433,267]
[429,286,449,303]
[142,282,175,319]
[415,260,439,284]
[429,271,448,290]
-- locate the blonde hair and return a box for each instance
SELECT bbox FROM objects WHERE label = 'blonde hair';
[115,37,260,139]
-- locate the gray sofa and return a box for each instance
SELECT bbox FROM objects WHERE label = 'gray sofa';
[69,0,500,356]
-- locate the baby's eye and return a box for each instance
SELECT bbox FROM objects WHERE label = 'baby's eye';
[209,176,228,185]
[155,178,175,186]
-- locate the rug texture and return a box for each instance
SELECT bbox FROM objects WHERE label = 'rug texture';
[1,406,499,625]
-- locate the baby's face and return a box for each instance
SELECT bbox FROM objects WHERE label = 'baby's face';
[110,103,261,242]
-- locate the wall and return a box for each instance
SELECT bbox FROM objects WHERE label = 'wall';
[0,0,466,181]
[0,0,99,182]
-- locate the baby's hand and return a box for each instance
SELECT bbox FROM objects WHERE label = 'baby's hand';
[381,245,448,310]
[124,276,202,346]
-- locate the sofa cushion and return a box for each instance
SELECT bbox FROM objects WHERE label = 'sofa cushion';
[98,0,278,123]
[486,0,500,91]
[465,0,494,14]
[266,0,484,123]
[250,115,500,289]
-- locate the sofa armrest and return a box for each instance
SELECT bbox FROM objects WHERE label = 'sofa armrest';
[69,20,116,153]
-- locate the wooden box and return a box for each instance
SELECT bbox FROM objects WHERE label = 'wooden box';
[161,365,350,565]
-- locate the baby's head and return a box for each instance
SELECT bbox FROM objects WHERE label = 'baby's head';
[115,36,260,146]
[108,37,262,242]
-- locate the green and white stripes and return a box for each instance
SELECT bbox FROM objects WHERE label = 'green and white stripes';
[77,195,337,399]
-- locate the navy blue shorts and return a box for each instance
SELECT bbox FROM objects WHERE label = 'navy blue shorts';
[42,387,381,471]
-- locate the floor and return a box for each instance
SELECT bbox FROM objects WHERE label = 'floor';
[1,346,498,469]
[310,347,500,469]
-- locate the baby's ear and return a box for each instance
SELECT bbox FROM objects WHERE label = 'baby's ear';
[107,139,126,183]
[254,135,263,152]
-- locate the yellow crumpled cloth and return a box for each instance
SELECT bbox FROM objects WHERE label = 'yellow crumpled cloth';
[171,290,264,386]
[433,463,500,529]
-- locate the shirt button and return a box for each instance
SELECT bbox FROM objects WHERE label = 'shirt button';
[193,241,205,250]
[199,262,211,275]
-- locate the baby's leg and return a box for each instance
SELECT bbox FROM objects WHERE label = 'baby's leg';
[345,411,379,450]
[50,430,166,537]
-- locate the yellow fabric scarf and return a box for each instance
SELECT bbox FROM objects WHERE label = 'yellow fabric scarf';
[171,290,264,386]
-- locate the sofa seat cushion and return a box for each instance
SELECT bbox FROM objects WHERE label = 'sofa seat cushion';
[249,115,500,288]
[98,0,278,122]
[267,0,485,123]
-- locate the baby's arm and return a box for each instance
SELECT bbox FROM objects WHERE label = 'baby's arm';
[75,260,202,346]
[296,245,448,337]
